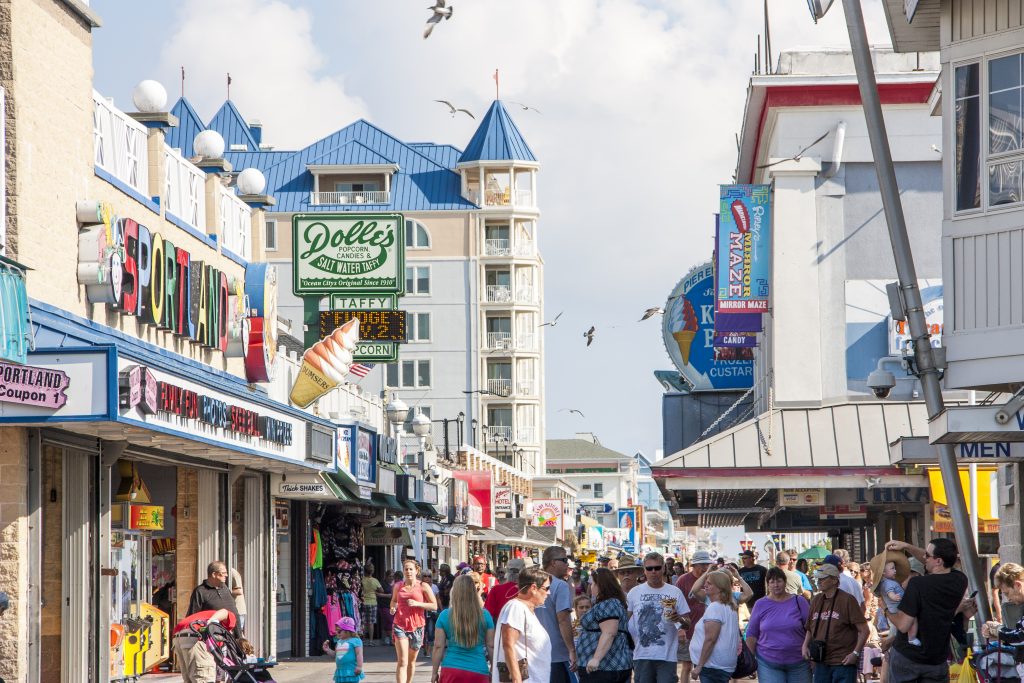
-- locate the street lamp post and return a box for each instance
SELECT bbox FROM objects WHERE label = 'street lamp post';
[809,0,989,621]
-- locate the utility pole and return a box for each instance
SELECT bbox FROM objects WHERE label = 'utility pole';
[840,0,989,621]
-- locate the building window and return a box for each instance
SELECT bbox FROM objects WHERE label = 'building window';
[406,266,430,295]
[407,312,431,342]
[265,220,277,251]
[594,483,604,499]
[406,219,431,249]
[334,181,380,192]
[386,360,431,388]
[989,54,1024,206]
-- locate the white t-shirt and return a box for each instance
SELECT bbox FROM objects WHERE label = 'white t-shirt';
[492,598,551,683]
[689,602,740,672]
[839,572,865,605]
[626,581,690,662]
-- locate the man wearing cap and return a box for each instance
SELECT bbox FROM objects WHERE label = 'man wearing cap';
[485,557,531,622]
[676,549,713,682]
[738,550,768,605]
[803,563,868,683]
[823,553,865,607]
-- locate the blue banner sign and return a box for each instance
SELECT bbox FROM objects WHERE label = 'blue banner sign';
[717,184,771,313]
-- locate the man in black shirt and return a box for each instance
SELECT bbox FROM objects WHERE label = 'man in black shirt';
[188,561,240,636]
[884,539,974,683]
[737,550,768,604]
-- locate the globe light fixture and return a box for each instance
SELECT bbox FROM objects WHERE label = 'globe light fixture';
[132,80,167,113]
[411,409,431,437]
[385,395,409,427]
[193,130,225,159]
[236,168,267,195]
[806,0,836,22]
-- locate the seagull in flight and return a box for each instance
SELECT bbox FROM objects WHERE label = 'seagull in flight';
[756,131,829,169]
[640,307,664,321]
[539,311,563,328]
[583,326,596,347]
[424,0,453,39]
[509,101,542,114]
[559,408,585,418]
[434,100,474,119]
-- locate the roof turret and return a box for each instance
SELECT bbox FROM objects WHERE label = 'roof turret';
[458,100,536,164]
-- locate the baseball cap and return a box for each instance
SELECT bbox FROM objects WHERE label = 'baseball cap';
[335,616,357,633]
[814,564,841,580]
[691,550,713,565]
[908,557,925,575]
[739,550,754,558]
[506,558,533,572]
[822,554,842,568]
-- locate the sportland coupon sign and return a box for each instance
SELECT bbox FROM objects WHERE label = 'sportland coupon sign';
[292,213,405,295]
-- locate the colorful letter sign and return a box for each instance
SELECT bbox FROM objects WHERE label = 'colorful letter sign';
[292,213,405,294]
[716,184,771,313]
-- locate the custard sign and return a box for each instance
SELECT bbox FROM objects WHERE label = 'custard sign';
[292,213,405,294]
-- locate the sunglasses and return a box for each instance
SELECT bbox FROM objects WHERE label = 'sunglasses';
[645,565,663,571]
[552,557,569,564]
[539,584,551,592]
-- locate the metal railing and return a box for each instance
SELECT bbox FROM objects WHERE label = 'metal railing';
[516,426,538,444]
[218,186,252,260]
[484,425,513,442]
[309,190,390,205]
[517,380,537,396]
[516,333,538,351]
[93,91,149,197]
[515,189,534,206]
[485,378,512,396]
[484,239,511,256]
[485,332,513,350]
[514,240,536,257]
[164,145,206,231]
[485,285,512,303]
[516,286,536,304]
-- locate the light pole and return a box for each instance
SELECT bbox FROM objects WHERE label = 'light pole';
[385,395,410,571]
[808,0,989,620]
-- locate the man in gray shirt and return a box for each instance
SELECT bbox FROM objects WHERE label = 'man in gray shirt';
[535,545,577,683]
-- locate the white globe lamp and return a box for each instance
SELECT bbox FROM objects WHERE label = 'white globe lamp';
[194,130,225,159]
[132,80,167,113]
[411,409,431,437]
[236,168,266,195]
[386,396,410,428]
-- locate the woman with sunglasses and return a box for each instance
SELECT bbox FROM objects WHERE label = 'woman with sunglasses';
[576,568,632,683]
[492,567,553,683]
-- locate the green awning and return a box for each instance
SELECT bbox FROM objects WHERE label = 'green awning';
[414,502,443,518]
[320,472,360,503]
[371,492,413,514]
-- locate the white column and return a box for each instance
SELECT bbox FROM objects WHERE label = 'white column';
[765,158,823,404]
[243,476,266,654]
[62,450,91,683]
[197,470,221,580]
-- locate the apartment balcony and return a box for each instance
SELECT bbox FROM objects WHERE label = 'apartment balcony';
[514,240,537,258]
[517,287,536,304]
[517,380,538,397]
[485,378,512,396]
[516,426,538,445]
[516,332,538,351]
[484,239,512,256]
[483,239,537,258]
[309,190,390,206]
[485,332,513,350]
[485,285,513,303]
[484,425,513,442]
[467,188,536,210]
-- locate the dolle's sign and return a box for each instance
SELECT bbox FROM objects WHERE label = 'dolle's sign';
[0,360,70,409]
[292,213,405,294]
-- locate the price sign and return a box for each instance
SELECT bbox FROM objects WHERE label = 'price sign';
[320,310,407,342]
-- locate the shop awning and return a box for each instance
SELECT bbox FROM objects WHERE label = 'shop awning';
[371,492,414,515]
[468,529,506,543]
[927,467,999,533]
[413,502,444,518]
[321,472,362,504]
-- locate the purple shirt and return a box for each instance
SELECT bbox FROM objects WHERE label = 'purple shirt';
[746,595,809,665]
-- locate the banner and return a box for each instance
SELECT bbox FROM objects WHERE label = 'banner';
[712,217,760,350]
[528,498,563,537]
[617,508,637,552]
[716,185,771,313]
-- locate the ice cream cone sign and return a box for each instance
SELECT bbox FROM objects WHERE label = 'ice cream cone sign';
[289,318,360,408]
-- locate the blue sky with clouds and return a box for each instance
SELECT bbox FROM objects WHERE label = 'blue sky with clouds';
[91,1,892,478]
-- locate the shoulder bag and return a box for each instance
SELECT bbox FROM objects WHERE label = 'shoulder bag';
[808,593,838,663]
[497,604,529,682]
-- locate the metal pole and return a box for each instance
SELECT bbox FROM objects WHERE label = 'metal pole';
[842,0,990,621]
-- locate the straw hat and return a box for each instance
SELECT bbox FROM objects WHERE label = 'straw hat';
[868,550,910,592]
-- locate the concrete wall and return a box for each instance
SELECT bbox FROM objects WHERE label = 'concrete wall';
[0,428,28,682]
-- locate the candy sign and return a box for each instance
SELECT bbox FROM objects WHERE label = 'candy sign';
[293,213,405,294]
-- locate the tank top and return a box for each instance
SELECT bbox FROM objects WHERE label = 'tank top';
[393,581,428,630]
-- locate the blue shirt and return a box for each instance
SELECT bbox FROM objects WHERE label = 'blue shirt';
[436,607,494,675]
[535,576,572,663]
[576,598,631,671]
[796,570,812,591]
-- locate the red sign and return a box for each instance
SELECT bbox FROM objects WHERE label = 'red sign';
[453,470,493,528]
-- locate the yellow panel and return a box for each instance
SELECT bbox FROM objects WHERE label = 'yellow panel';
[927,467,997,521]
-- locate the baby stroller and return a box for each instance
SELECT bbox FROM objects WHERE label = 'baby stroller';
[199,622,277,682]
[971,643,1023,683]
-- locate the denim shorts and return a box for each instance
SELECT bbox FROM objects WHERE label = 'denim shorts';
[393,624,425,650]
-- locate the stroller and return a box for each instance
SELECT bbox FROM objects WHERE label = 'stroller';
[198,621,277,682]
[972,642,1024,683]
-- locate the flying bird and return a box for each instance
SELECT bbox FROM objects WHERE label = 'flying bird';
[559,408,585,418]
[640,307,664,321]
[583,326,596,347]
[424,0,453,39]
[539,311,563,328]
[509,101,542,114]
[434,100,474,119]
[756,131,830,169]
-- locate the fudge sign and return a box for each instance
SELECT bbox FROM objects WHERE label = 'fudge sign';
[0,361,71,409]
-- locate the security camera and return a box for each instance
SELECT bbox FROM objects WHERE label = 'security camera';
[995,393,1024,425]
[867,368,896,399]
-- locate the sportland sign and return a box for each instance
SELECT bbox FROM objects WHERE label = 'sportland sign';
[292,213,405,295]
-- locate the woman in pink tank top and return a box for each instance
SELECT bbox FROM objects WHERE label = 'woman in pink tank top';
[390,559,438,683]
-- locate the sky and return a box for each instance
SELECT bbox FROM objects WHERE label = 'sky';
[90,0,893,478]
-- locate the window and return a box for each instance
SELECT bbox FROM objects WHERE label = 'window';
[955,63,982,211]
[989,54,1024,206]
[334,181,380,192]
[385,360,432,388]
[265,220,277,251]
[406,219,430,249]
[406,266,430,295]
[407,312,431,342]
[594,483,604,499]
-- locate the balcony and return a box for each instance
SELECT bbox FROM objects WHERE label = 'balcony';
[516,426,538,444]
[484,239,511,256]
[484,425,512,442]
[485,285,513,303]
[517,333,538,351]
[514,240,536,257]
[517,286,536,304]
[485,332,513,350]
[309,190,390,206]
[467,188,535,209]
[93,90,149,197]
[517,380,538,397]
[485,378,512,396]
[218,186,253,261]
[164,145,207,231]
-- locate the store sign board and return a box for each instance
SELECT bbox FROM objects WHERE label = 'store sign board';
[338,425,378,486]
[448,477,469,525]
[494,486,513,513]
[779,488,825,507]
[330,294,397,310]
[365,526,413,546]
[468,497,483,528]
[716,184,771,313]
[320,310,407,342]
[353,341,399,363]
[0,349,112,421]
[278,481,329,496]
[528,498,562,537]
[243,263,280,383]
[292,213,405,294]
[125,504,165,531]
[0,360,70,409]
[377,466,397,495]
[453,470,494,527]
[617,508,637,552]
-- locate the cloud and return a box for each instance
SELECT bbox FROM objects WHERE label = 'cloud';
[156,0,368,148]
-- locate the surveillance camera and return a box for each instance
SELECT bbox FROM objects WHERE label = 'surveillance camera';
[867,368,896,399]
[995,393,1024,425]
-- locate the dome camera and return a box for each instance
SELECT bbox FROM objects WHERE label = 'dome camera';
[867,368,896,399]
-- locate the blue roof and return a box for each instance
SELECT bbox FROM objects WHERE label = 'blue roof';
[166,97,206,157]
[409,143,463,169]
[307,140,396,167]
[207,100,260,151]
[458,100,536,163]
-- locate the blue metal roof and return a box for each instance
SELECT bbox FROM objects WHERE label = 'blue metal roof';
[458,100,536,163]
[207,100,260,152]
[409,143,463,169]
[306,140,396,167]
[166,97,206,157]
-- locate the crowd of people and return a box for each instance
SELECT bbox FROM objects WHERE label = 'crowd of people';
[312,536,1024,683]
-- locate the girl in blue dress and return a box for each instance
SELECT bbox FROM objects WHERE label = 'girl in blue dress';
[322,616,365,682]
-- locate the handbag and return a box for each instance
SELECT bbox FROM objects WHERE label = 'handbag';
[497,605,529,682]
[734,635,757,678]
[808,593,838,663]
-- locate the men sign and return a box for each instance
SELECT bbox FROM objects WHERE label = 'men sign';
[292,213,405,294]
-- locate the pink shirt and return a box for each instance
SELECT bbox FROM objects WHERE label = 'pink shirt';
[393,581,429,630]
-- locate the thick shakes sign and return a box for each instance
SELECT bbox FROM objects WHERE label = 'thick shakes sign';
[716,184,771,313]
[292,213,405,294]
